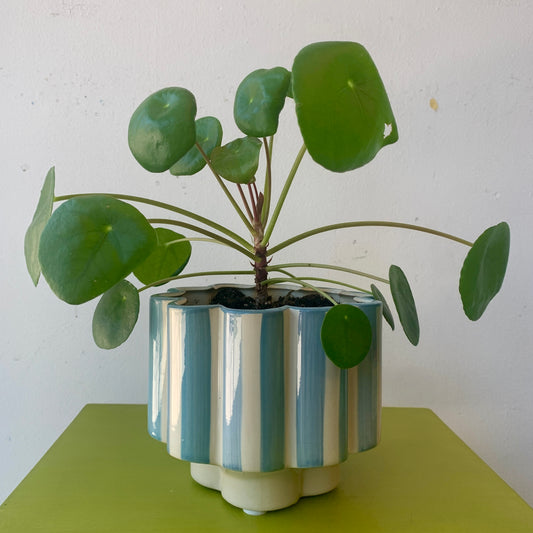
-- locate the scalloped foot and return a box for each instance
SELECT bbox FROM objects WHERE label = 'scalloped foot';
[190,463,340,513]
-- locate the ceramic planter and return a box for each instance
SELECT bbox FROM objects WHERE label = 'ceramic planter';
[148,285,382,514]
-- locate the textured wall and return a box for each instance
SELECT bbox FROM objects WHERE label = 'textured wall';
[1,0,532,506]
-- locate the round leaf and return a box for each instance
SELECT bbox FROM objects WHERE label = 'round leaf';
[321,304,373,369]
[169,116,223,176]
[38,195,156,305]
[370,283,395,330]
[92,280,139,349]
[292,41,398,172]
[234,67,291,137]
[128,87,197,173]
[133,227,192,285]
[210,136,262,184]
[459,222,510,321]
[25,166,55,286]
[389,265,419,346]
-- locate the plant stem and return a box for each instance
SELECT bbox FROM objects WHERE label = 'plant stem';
[267,262,389,285]
[54,192,252,250]
[262,276,337,305]
[248,183,259,220]
[253,243,269,305]
[266,273,371,294]
[260,136,273,226]
[138,269,255,293]
[250,181,256,202]
[260,143,307,247]
[148,218,255,260]
[237,184,254,222]
[166,237,236,247]
[267,221,474,256]
[195,142,254,234]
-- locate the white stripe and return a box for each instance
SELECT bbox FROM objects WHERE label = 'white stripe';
[209,307,223,465]
[159,301,169,443]
[224,314,241,423]
[347,364,359,453]
[240,313,263,471]
[161,295,188,444]
[284,309,299,467]
[167,308,185,459]
[323,358,340,465]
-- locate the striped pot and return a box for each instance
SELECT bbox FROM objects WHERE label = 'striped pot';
[148,285,382,513]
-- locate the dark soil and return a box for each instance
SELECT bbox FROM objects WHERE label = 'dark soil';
[209,286,334,310]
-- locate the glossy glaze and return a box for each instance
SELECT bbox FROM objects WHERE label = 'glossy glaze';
[148,285,382,473]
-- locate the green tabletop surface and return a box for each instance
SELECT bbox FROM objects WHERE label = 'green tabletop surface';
[1,405,532,532]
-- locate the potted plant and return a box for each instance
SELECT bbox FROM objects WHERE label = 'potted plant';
[25,41,510,514]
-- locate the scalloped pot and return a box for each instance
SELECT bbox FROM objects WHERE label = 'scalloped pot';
[148,285,382,514]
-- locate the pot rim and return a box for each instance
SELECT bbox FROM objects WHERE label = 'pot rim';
[152,283,380,314]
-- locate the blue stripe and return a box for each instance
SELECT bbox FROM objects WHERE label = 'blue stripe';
[296,310,325,467]
[180,308,211,463]
[338,369,348,462]
[260,311,285,471]
[357,307,381,451]
[222,313,243,471]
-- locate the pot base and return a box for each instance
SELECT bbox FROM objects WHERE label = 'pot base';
[190,462,340,513]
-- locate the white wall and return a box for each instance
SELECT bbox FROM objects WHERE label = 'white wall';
[2,0,532,507]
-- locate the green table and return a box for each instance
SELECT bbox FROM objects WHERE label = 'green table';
[1,405,532,532]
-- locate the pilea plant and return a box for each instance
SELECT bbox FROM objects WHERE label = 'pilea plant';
[24,41,510,369]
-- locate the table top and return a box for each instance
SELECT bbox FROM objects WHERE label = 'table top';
[1,404,532,532]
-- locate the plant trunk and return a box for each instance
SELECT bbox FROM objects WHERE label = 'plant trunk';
[252,192,269,305]
[254,243,269,306]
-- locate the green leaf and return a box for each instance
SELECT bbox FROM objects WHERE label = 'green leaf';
[210,136,262,184]
[321,304,373,369]
[38,195,156,305]
[234,67,291,137]
[92,280,139,349]
[370,283,395,330]
[292,41,398,172]
[133,227,191,285]
[459,222,510,321]
[286,75,294,99]
[389,265,419,346]
[169,116,223,176]
[128,87,197,173]
[24,166,55,286]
